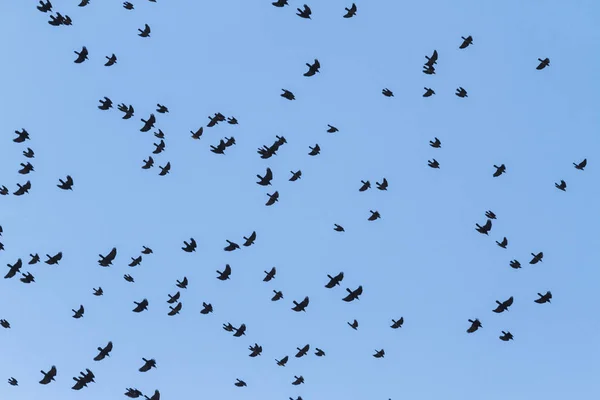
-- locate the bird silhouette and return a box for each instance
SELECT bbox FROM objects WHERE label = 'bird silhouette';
[343,3,357,18]
[347,319,359,330]
[492,296,514,313]
[555,180,567,191]
[534,291,552,304]
[296,4,311,19]
[536,57,550,70]
[390,317,404,329]
[73,46,88,63]
[263,267,276,282]
[216,264,232,280]
[304,59,320,76]
[93,341,113,361]
[529,252,543,264]
[292,296,309,312]
[138,24,151,37]
[499,331,514,341]
[342,286,363,302]
[496,237,508,249]
[573,159,587,170]
[459,35,473,49]
[466,318,482,333]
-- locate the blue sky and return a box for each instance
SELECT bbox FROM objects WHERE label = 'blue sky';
[1,0,600,399]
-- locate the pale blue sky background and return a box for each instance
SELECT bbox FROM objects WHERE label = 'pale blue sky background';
[1,1,599,399]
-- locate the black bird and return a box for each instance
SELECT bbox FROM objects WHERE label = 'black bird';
[11,181,30,196]
[296,4,311,18]
[8,377,17,386]
[315,348,326,356]
[424,50,438,67]
[125,388,144,398]
[359,180,371,191]
[281,89,295,100]
[176,277,188,289]
[141,246,153,254]
[45,252,62,265]
[182,238,197,252]
[13,129,30,143]
[492,296,514,313]
[429,137,441,148]
[0,186,8,196]
[142,157,154,169]
[72,305,85,319]
[333,224,345,232]
[158,162,171,176]
[368,210,381,221]
[382,88,394,97]
[20,272,35,283]
[132,299,149,312]
[138,24,151,37]
[348,319,358,330]
[200,302,213,314]
[129,255,142,267]
[118,103,134,119]
[325,272,344,288]
[216,264,232,280]
[190,127,203,139]
[276,355,289,366]
[376,178,388,190]
[530,252,543,264]
[168,302,182,316]
[227,116,238,124]
[534,291,552,304]
[342,286,363,302]
[234,379,247,387]
[493,164,506,177]
[304,59,320,76]
[289,170,302,181]
[343,3,357,18]
[48,13,65,26]
[73,46,88,63]
[0,319,10,328]
[156,104,168,113]
[94,341,113,361]
[243,231,257,246]
[123,2,134,10]
[475,219,492,235]
[295,344,309,357]
[139,358,157,372]
[224,240,240,251]
[207,113,225,127]
[292,296,309,312]
[37,0,52,12]
[224,136,236,147]
[144,390,160,400]
[57,175,74,190]
[466,318,482,333]
[574,159,587,170]
[93,287,103,296]
[210,139,227,154]
[292,376,305,385]
[223,323,235,332]
[428,159,440,168]
[459,35,473,49]
[18,162,34,174]
[167,291,180,304]
[257,167,273,186]
[308,144,320,156]
[23,147,35,158]
[271,290,284,301]
[423,87,435,97]
[536,58,550,70]
[98,247,117,267]
[5,258,22,279]
[496,237,508,249]
[124,274,135,283]
[373,349,385,358]
[455,87,468,98]
[499,331,514,341]
[326,124,338,133]
[233,323,247,337]
[485,210,496,219]
[272,0,288,6]
[509,260,521,269]
[248,343,263,357]
[105,54,117,66]
[152,139,165,154]
[39,366,57,385]
[390,317,404,329]
[140,114,156,132]
[263,267,276,282]
[423,64,436,75]
[154,129,165,139]
[79,0,90,6]
[266,191,279,206]
[555,180,567,191]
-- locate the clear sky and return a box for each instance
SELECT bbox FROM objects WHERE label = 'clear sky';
[1,1,600,399]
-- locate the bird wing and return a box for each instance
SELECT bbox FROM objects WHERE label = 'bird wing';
[503,296,514,307]
[224,264,231,274]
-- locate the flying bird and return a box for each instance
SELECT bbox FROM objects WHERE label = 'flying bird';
[57,175,74,190]
[428,159,440,169]
[295,344,310,357]
[348,319,358,330]
[37,0,52,12]
[72,305,85,319]
[140,114,156,132]
[94,341,113,361]
[382,88,394,97]
[276,355,289,366]
[158,162,171,176]
[308,144,320,156]
[529,252,543,264]
[333,224,345,232]
[376,178,388,190]
[39,366,57,385]
[475,219,492,235]
[104,54,117,66]
[325,272,344,288]
[190,127,203,139]
[459,35,473,49]
[45,252,62,265]
[266,191,279,206]
[118,103,134,119]
[390,317,404,329]
[466,318,482,333]
[493,164,506,177]
[496,237,508,249]
[455,87,468,98]
[343,3,357,18]
[327,124,338,133]
[271,290,284,301]
[368,210,381,221]
[200,302,213,314]
[499,331,514,341]
[224,240,240,251]
[257,167,273,186]
[281,89,295,100]
[168,302,182,316]
[534,291,552,304]
[132,299,149,312]
[492,296,514,313]
[138,24,151,37]
[536,57,550,70]
[304,59,320,76]
[342,286,363,302]
[216,264,232,280]
[176,277,188,289]
[263,267,276,282]
[296,4,312,18]
[167,291,180,304]
[509,260,521,269]
[243,231,257,246]
[139,358,157,372]
[5,258,22,279]
[182,238,197,252]
[292,296,309,312]
[142,157,154,169]
[429,137,441,148]
[423,87,435,97]
[98,247,117,267]
[573,159,587,170]
[272,0,288,6]
[73,46,88,63]
[289,170,302,181]
[93,287,103,296]
[13,129,30,143]
[234,379,247,387]
[555,180,566,191]
[156,104,168,113]
[373,349,385,358]
[424,50,438,67]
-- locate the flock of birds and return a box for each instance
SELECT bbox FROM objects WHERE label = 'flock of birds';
[0,1,590,399]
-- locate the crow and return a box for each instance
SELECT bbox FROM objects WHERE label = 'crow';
[496,237,508,249]
[466,318,482,333]
[94,341,113,361]
[459,35,473,49]
[292,296,309,312]
[57,175,74,190]
[304,59,320,76]
[98,247,117,267]
[132,299,149,312]
[289,170,302,181]
[39,366,57,384]
[492,296,513,313]
[296,4,311,18]
[140,114,156,132]
[168,302,182,316]
[243,231,257,246]
[216,264,232,280]
[176,277,188,289]
[266,191,279,206]
[182,238,197,252]
[342,286,362,302]
[475,219,492,235]
[73,46,88,63]
[534,291,552,304]
[105,54,117,66]
[257,168,273,186]
[343,3,357,18]
[72,305,85,319]
[574,159,587,170]
[139,358,157,372]
[536,57,550,70]
[325,272,344,288]
[138,24,151,37]
[263,267,276,282]
[390,317,404,329]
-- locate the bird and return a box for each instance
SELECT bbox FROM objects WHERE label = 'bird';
[423,64,436,75]
[132,299,149,312]
[292,376,305,385]
[333,224,345,232]
[8,377,18,386]
[466,319,482,333]
[455,87,468,98]
[142,157,154,169]
[125,388,144,398]
[266,191,279,206]
[140,114,156,132]
[373,349,385,358]
[154,129,165,139]
[428,159,440,169]
[492,296,514,313]
[18,162,34,174]
[182,238,197,252]
[93,341,113,361]
[496,237,508,249]
[129,255,142,267]
[382,88,394,97]
[167,291,180,304]
[376,178,388,190]
[485,210,497,219]
[257,167,273,186]
[0,186,8,196]
[233,323,247,337]
[295,344,310,357]
[144,390,160,400]
[200,302,213,314]
[20,272,35,283]
[98,247,117,267]
[104,54,117,66]
[281,89,295,100]
[248,343,263,357]
[168,302,182,316]
[272,0,288,6]
[72,305,85,319]
[123,1,134,10]
[141,246,153,254]
[156,104,168,113]
[138,24,151,37]
[459,35,473,49]
[5,258,22,279]
[234,379,247,387]
[122,273,132,282]
[390,317,404,329]
[118,104,134,119]
[13,181,32,196]
[243,231,257,246]
[348,319,359,330]
[271,290,284,301]
[368,210,381,221]
[73,46,88,63]
[343,3,357,18]
[13,129,30,143]
[276,355,289,366]
[475,219,492,235]
[509,260,521,269]
[224,137,236,147]
[176,277,188,289]
[190,127,203,139]
[216,264,232,280]
[224,240,240,251]
[72,369,95,391]
[57,175,74,190]
[139,358,157,372]
[153,140,166,154]
[304,59,320,76]
[23,147,35,158]
[315,348,326,357]
[296,4,311,18]
[37,0,52,12]
[223,323,235,332]
[289,170,302,181]
[424,50,438,67]
[429,137,441,148]
[0,319,10,329]
[292,296,309,312]
[359,180,371,191]
[342,286,363,302]
[308,144,320,155]
[536,57,550,70]
[39,366,57,384]
[45,252,62,265]
[79,0,90,6]
[227,116,238,124]
[327,124,338,133]
[92,287,103,296]
[158,162,171,176]
[555,180,567,191]
[573,159,587,170]
[263,267,276,282]
[499,331,514,341]
[529,252,543,264]
[423,87,435,97]
[493,164,506,177]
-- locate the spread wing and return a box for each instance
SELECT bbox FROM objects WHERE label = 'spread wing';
[483,219,492,230]
[503,296,514,308]
[355,285,363,296]
[224,264,231,274]
[107,247,117,260]
[182,277,188,286]
[265,168,273,180]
